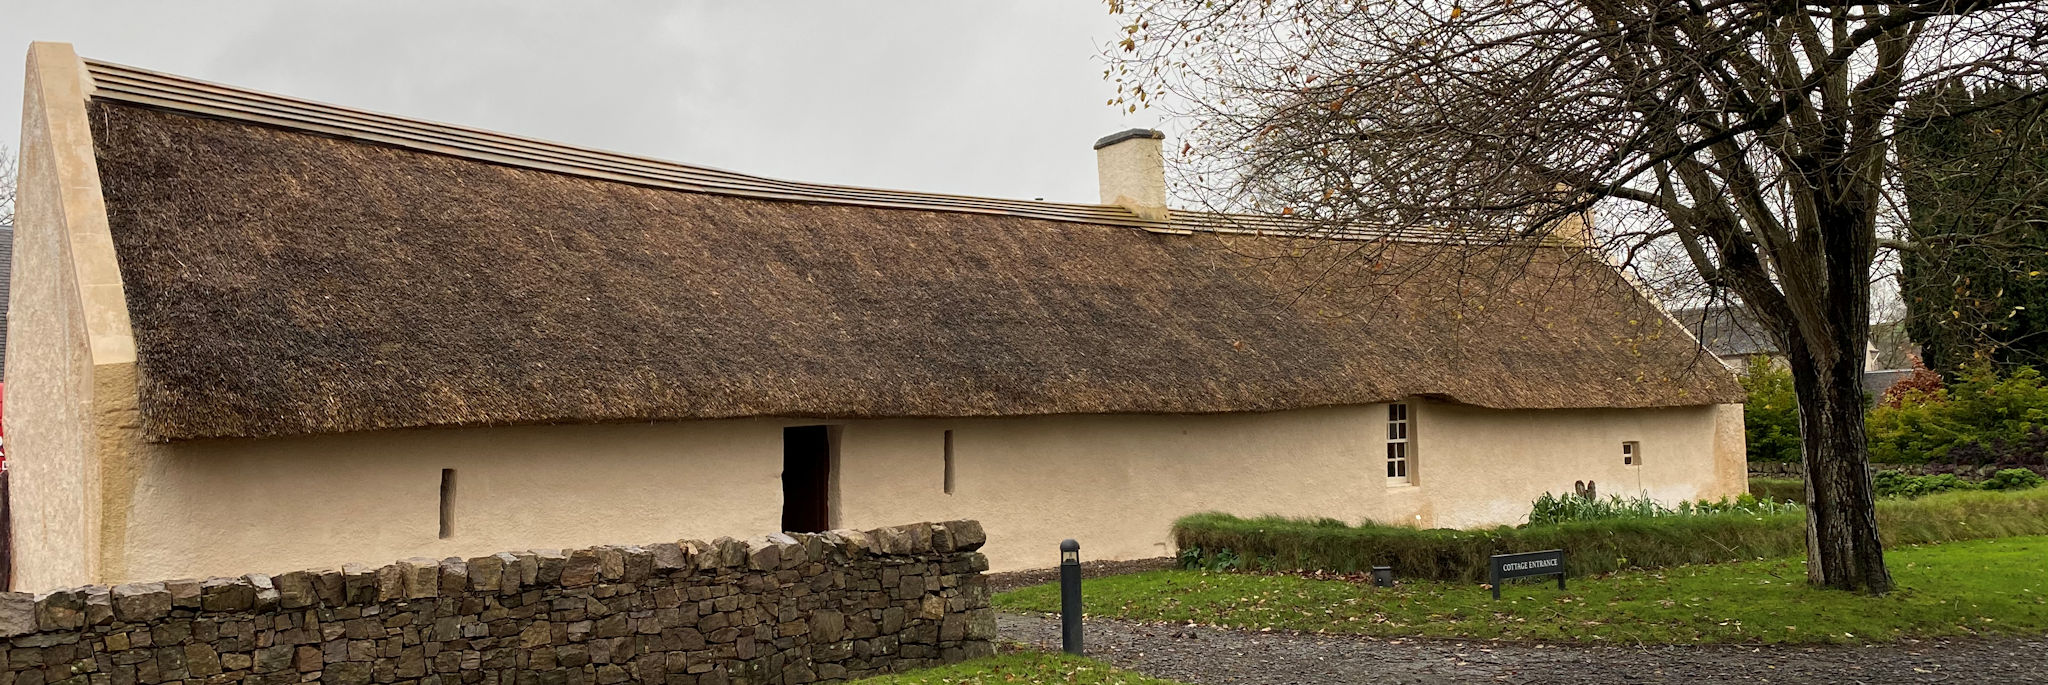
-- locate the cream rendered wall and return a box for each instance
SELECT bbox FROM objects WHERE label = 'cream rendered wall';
[831,401,1743,572]
[9,43,143,592]
[50,399,1737,589]
[1408,402,1740,530]
[102,421,786,585]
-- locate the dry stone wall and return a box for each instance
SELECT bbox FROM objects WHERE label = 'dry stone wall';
[0,520,994,685]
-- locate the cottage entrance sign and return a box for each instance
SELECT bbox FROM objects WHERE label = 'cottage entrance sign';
[1488,549,1565,599]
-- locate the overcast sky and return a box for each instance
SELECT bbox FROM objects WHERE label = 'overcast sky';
[1,1,1152,203]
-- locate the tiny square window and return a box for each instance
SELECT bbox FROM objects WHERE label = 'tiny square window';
[1622,441,1640,466]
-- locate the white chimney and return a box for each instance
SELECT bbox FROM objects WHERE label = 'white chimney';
[1094,128,1169,222]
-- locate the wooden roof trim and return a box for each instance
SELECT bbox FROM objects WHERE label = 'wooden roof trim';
[82,57,1470,244]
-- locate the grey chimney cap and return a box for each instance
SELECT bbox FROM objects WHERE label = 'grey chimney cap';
[1093,128,1165,150]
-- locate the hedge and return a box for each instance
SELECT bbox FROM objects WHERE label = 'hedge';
[1172,487,2048,582]
[1747,477,1804,504]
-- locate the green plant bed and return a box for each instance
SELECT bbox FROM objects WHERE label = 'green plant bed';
[996,536,2048,644]
[1747,477,1804,504]
[850,653,1187,684]
[1174,487,2048,581]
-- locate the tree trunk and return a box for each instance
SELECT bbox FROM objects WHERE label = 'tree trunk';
[1787,340,1892,594]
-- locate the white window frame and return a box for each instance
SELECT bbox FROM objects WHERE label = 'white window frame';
[1623,441,1641,467]
[1386,403,1412,485]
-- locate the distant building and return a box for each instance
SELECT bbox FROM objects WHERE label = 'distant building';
[6,44,1748,591]
[1674,304,1885,372]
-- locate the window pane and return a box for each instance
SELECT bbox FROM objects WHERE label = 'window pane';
[1387,459,1398,477]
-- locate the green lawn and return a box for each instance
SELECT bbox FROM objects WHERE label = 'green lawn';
[850,653,1187,684]
[996,536,2048,644]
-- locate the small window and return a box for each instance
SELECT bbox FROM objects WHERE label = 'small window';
[943,430,956,495]
[438,469,457,539]
[1622,441,1640,466]
[1386,403,1411,484]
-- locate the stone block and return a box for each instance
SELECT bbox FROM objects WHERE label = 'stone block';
[964,608,996,640]
[832,530,873,557]
[594,547,627,581]
[84,586,114,626]
[684,540,717,571]
[811,610,844,643]
[745,538,782,572]
[497,552,528,593]
[110,583,171,623]
[0,592,37,637]
[466,555,504,592]
[940,520,986,552]
[314,568,347,606]
[271,572,317,610]
[35,589,85,630]
[562,550,602,587]
[437,558,467,596]
[245,574,279,611]
[939,614,965,642]
[869,527,907,556]
[650,543,691,572]
[341,563,378,605]
[534,549,568,584]
[714,538,749,568]
[163,579,203,609]
[373,563,406,602]
[900,523,934,554]
[622,546,655,582]
[400,558,440,599]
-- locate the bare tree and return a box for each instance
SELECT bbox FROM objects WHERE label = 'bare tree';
[1,143,15,230]
[1109,0,2048,592]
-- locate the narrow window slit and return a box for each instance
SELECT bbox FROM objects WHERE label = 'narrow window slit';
[943,430,956,495]
[439,469,456,539]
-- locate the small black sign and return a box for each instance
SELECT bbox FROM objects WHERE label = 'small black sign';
[1488,549,1565,599]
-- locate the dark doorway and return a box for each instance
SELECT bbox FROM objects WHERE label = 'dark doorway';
[782,425,834,533]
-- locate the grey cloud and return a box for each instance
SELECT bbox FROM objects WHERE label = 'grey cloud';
[1,1,1150,203]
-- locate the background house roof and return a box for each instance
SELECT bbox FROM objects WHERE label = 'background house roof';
[81,63,1743,441]
[1671,305,1780,359]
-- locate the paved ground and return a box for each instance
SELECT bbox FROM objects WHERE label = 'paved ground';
[999,612,2048,684]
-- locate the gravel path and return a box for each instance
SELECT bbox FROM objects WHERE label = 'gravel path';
[999,612,2048,684]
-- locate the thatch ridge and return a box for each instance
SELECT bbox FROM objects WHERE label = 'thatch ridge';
[89,103,1741,441]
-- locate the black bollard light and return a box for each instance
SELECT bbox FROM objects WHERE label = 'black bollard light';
[1059,539,1083,655]
[1371,566,1394,588]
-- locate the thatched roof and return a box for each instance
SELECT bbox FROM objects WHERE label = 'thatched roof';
[82,67,1740,442]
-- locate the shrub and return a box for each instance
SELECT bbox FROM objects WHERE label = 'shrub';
[1742,356,1804,463]
[1983,468,2047,491]
[1172,487,2048,581]
[1748,477,1805,504]
[1868,364,2048,464]
[1878,355,1944,408]
[1872,470,1977,498]
[1529,492,1796,525]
